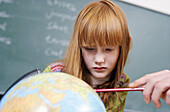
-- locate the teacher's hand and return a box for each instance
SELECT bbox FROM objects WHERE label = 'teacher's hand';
[129,70,170,108]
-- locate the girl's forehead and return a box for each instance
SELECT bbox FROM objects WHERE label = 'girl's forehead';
[79,19,123,47]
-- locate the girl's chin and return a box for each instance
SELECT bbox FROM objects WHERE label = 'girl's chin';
[92,74,109,80]
[90,72,111,82]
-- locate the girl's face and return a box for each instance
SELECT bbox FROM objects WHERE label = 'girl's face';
[81,45,120,83]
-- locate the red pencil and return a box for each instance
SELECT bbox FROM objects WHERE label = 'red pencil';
[95,88,144,92]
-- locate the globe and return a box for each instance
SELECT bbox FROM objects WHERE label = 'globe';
[0,72,106,112]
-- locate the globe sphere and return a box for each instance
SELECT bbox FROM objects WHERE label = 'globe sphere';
[0,72,106,112]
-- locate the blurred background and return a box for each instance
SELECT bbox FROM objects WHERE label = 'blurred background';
[0,0,170,111]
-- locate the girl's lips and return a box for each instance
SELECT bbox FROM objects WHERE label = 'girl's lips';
[93,67,106,71]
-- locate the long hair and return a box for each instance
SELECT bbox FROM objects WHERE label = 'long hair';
[64,0,131,110]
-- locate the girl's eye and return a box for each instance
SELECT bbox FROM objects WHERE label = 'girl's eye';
[84,47,95,51]
[105,48,114,51]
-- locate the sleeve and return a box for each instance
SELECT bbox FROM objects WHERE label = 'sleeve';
[43,61,64,73]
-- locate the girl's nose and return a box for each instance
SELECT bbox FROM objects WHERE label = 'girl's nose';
[94,52,105,64]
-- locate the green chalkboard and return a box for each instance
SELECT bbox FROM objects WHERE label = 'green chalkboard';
[0,0,170,111]
[0,0,92,91]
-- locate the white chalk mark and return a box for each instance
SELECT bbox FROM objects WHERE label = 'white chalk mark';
[0,22,7,31]
[45,48,63,57]
[46,0,77,12]
[0,11,10,18]
[45,11,76,21]
[0,0,13,4]
[0,36,11,45]
[47,22,69,33]
[45,35,69,46]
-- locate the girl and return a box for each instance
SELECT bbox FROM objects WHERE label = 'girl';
[44,0,132,111]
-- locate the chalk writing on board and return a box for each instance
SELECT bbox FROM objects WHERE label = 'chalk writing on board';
[44,0,77,57]
[47,22,69,33]
[0,36,11,45]
[46,0,77,12]
[0,11,10,18]
[45,47,64,57]
[45,11,76,21]
[45,35,69,46]
[0,22,7,31]
[0,0,13,4]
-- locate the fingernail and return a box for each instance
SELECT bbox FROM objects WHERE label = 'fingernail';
[144,99,149,104]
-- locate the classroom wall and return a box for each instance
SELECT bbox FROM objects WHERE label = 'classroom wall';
[116,1,170,112]
[0,0,169,111]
